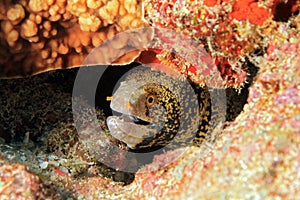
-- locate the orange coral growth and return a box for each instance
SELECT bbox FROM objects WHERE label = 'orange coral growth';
[0,0,146,78]
[230,0,270,26]
[203,0,218,7]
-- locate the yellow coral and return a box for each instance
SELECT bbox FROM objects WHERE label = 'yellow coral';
[79,14,101,32]
[7,4,25,25]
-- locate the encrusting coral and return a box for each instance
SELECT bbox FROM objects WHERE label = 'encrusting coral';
[0,161,59,199]
[144,0,299,89]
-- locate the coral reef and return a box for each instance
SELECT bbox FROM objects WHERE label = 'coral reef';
[0,0,146,77]
[144,0,299,89]
[0,0,299,199]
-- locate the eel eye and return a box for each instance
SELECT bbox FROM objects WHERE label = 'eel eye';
[146,95,155,106]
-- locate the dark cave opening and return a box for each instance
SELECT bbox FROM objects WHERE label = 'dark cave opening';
[272,0,299,22]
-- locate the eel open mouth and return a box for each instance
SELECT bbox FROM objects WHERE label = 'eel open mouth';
[105,74,167,149]
[128,115,151,125]
[107,112,162,149]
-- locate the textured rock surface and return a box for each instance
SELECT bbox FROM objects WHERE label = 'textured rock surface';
[0,161,59,199]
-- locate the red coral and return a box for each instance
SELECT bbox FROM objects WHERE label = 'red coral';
[229,0,270,26]
[204,0,218,7]
[204,0,231,7]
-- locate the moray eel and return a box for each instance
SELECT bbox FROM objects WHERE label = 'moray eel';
[106,65,212,150]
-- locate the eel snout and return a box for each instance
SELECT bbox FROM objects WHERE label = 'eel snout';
[107,80,163,149]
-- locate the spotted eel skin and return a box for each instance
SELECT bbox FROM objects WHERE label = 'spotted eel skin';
[106,65,226,151]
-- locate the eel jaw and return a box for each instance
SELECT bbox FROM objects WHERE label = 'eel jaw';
[106,114,162,149]
[107,80,161,149]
